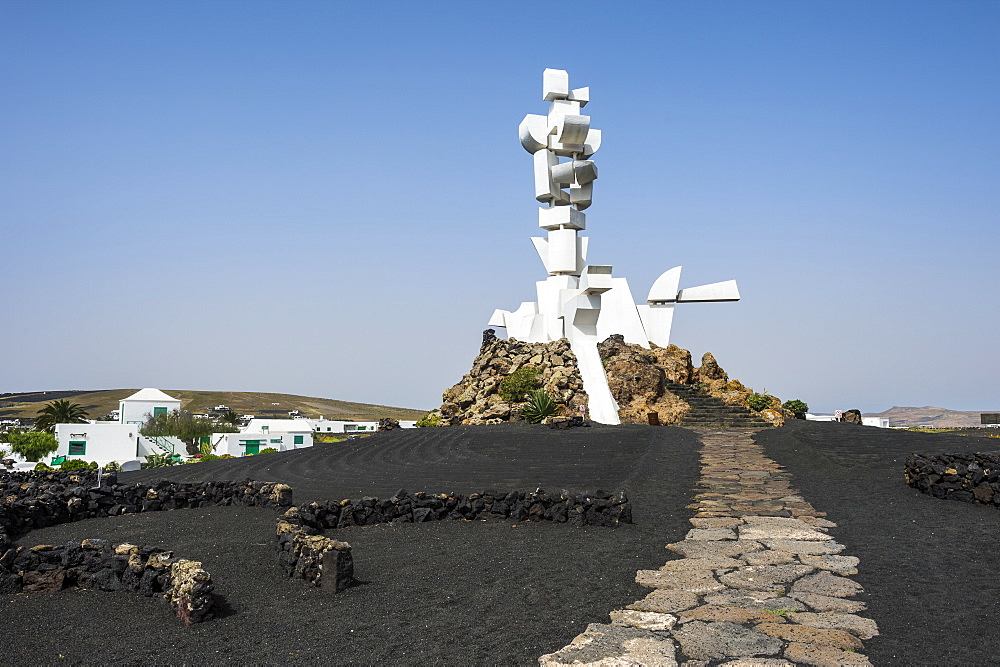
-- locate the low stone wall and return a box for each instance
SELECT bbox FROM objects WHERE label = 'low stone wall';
[0,470,292,625]
[306,488,631,529]
[276,508,355,592]
[0,470,293,550]
[2,470,632,624]
[0,539,214,626]
[274,488,632,593]
[905,452,1000,505]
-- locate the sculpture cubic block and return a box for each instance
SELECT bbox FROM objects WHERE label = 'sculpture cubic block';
[491,69,741,424]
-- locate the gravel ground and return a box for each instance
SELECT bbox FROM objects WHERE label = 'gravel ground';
[758,420,1000,666]
[2,423,700,665]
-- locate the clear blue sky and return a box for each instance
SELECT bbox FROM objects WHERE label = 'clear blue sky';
[2,1,997,414]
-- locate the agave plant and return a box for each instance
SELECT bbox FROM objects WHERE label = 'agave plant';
[520,390,558,424]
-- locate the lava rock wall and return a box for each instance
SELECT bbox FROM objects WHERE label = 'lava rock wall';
[0,539,214,626]
[0,470,292,625]
[0,470,292,551]
[905,452,1000,505]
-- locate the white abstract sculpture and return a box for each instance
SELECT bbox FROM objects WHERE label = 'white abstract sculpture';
[490,69,741,424]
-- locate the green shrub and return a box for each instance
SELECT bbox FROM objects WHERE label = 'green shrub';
[60,459,97,471]
[747,393,775,412]
[8,431,58,462]
[198,453,222,462]
[520,390,558,424]
[415,411,441,427]
[782,399,809,417]
[33,462,54,471]
[259,447,278,454]
[0,448,8,460]
[104,461,120,472]
[499,366,541,403]
[143,453,179,468]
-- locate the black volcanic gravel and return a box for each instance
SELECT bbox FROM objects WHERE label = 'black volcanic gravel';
[758,420,1000,666]
[1,423,701,665]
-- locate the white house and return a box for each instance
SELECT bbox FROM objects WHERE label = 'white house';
[51,388,184,466]
[245,418,381,434]
[212,429,313,457]
[120,388,181,425]
[54,422,160,465]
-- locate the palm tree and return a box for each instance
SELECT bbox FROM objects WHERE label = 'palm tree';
[35,399,89,433]
[220,409,241,427]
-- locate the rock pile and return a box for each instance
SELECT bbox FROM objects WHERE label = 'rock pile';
[905,452,1000,506]
[440,337,588,425]
[439,332,788,426]
[0,539,214,626]
[597,335,693,425]
[843,409,863,425]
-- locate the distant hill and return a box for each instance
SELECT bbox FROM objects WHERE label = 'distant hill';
[867,406,998,428]
[0,389,428,423]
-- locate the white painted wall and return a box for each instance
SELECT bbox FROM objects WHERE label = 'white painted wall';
[245,418,380,434]
[119,390,182,425]
[213,430,313,457]
[54,422,155,465]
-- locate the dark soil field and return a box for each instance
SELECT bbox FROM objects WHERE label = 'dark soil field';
[758,420,1000,666]
[1,423,701,665]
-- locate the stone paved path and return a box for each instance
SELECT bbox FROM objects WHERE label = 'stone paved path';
[539,428,878,666]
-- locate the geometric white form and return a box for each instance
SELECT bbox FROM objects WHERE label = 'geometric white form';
[533,149,561,202]
[539,206,586,231]
[638,303,677,348]
[579,128,602,159]
[488,309,508,327]
[547,228,582,274]
[558,114,591,145]
[596,278,649,347]
[677,280,741,303]
[491,69,742,424]
[647,266,683,303]
[568,86,590,106]
[579,265,613,294]
[519,114,549,153]
[569,181,593,210]
[543,68,570,101]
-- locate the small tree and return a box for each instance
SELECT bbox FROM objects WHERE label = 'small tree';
[746,393,775,412]
[220,410,241,427]
[415,411,441,427]
[9,431,59,462]
[34,400,89,433]
[782,399,809,419]
[499,366,541,403]
[141,409,237,456]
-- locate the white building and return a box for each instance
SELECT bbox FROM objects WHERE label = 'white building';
[805,413,890,428]
[51,388,184,466]
[54,422,159,465]
[212,429,313,457]
[805,413,839,422]
[119,388,181,425]
[245,418,381,434]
